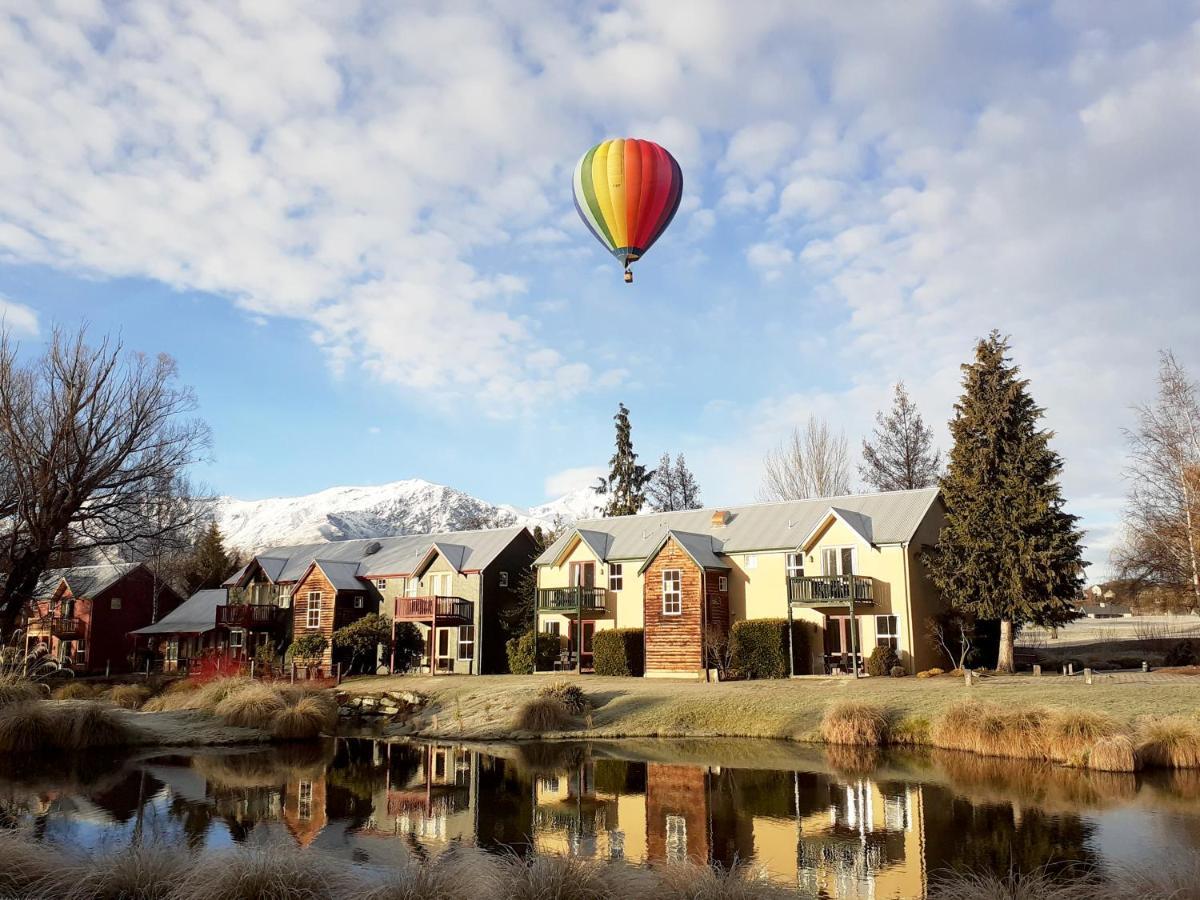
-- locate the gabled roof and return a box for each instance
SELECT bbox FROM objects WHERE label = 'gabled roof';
[411,541,469,577]
[130,589,225,636]
[241,526,530,585]
[637,530,729,575]
[299,559,367,592]
[549,528,613,566]
[535,488,941,567]
[34,563,142,601]
[798,507,875,552]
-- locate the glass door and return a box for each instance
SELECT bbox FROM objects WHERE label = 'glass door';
[580,621,596,671]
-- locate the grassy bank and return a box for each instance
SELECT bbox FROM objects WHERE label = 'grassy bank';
[342,673,1200,771]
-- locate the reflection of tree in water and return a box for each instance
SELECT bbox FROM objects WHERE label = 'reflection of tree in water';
[326,738,387,829]
[476,754,534,856]
[89,769,163,824]
[166,795,214,851]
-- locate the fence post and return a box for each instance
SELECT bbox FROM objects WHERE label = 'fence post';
[336,662,342,685]
[250,659,256,679]
[290,661,296,684]
[1032,664,1041,677]
[1067,662,1075,676]
[145,658,151,680]
[1084,668,1094,685]
[106,660,111,678]
[1142,661,1149,673]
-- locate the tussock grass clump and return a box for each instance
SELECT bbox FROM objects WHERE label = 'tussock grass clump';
[890,716,931,746]
[824,744,881,777]
[0,831,64,897]
[931,700,1050,760]
[272,697,333,740]
[214,681,285,728]
[60,845,189,900]
[819,700,888,746]
[1137,716,1200,769]
[515,696,572,733]
[1087,736,1140,773]
[917,667,945,679]
[1046,710,1119,764]
[655,862,799,899]
[107,684,152,709]
[0,702,53,753]
[171,848,359,900]
[47,702,131,750]
[499,852,654,900]
[537,680,589,715]
[52,681,101,701]
[0,675,46,706]
[929,866,1094,900]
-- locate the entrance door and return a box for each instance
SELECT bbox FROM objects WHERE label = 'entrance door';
[822,547,856,576]
[569,562,595,587]
[824,615,862,673]
[436,627,453,672]
[431,573,453,597]
[579,621,596,671]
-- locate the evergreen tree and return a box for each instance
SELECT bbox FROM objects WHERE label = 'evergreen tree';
[860,381,942,491]
[594,403,653,516]
[183,521,236,594]
[647,452,702,511]
[923,332,1086,672]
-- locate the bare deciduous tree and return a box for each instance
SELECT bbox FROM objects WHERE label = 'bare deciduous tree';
[860,381,941,491]
[0,325,210,632]
[647,452,702,512]
[1117,351,1200,611]
[759,415,851,501]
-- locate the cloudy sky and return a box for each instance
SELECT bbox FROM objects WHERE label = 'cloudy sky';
[2,1,1198,576]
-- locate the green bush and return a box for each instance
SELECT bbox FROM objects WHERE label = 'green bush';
[729,619,805,680]
[1164,640,1196,667]
[505,630,563,675]
[285,635,328,664]
[593,628,645,677]
[866,645,901,677]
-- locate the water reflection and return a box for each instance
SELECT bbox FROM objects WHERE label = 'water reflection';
[1,738,1197,898]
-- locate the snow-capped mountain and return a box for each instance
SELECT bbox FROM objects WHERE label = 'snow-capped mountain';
[215,478,600,552]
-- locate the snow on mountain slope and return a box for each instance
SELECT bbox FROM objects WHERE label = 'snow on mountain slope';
[528,485,605,524]
[215,478,594,552]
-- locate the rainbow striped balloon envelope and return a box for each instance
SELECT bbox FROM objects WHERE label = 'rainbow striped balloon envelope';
[572,138,683,283]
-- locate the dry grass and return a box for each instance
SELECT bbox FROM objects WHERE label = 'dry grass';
[890,715,932,746]
[271,697,332,740]
[819,700,888,746]
[213,681,286,728]
[171,848,359,900]
[931,701,1050,760]
[1137,716,1200,769]
[0,702,52,753]
[929,867,1096,900]
[0,675,46,706]
[515,696,572,732]
[1045,710,1119,764]
[499,852,655,900]
[52,681,101,701]
[48,702,132,750]
[537,681,590,715]
[107,684,153,709]
[0,831,63,897]
[355,845,499,900]
[60,845,190,900]
[1087,735,1140,773]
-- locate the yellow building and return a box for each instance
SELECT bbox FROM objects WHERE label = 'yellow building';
[533,488,947,676]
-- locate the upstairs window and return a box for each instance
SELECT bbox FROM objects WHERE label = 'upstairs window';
[662,570,682,616]
[306,592,322,629]
[717,575,728,592]
[608,563,623,591]
[498,571,509,587]
[353,595,364,609]
[745,554,758,569]
[110,597,122,610]
[375,579,387,590]
[786,552,805,578]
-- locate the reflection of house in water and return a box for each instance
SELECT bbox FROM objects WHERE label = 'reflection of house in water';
[532,756,647,863]
[375,743,477,845]
[283,776,328,847]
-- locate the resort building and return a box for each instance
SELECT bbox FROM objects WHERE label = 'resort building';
[533,488,947,677]
[129,588,230,673]
[23,562,183,673]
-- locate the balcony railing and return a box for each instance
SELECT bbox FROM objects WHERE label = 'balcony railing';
[537,587,607,612]
[395,595,473,623]
[217,604,286,628]
[226,583,291,607]
[788,575,875,604]
[49,616,81,638]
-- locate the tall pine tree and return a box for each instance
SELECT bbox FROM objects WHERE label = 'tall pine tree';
[924,332,1085,672]
[183,521,237,594]
[594,403,653,516]
[860,381,941,491]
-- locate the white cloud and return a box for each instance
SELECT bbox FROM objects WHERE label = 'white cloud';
[745,241,794,280]
[0,295,38,335]
[544,465,604,498]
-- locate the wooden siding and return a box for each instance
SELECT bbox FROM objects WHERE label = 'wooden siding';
[642,538,705,673]
[646,764,709,864]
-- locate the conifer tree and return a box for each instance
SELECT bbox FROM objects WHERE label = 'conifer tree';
[923,332,1086,672]
[183,521,236,594]
[860,381,941,491]
[594,403,653,516]
[647,452,703,512]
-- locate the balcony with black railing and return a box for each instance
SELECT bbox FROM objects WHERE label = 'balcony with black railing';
[787,575,875,605]
[536,586,608,613]
[226,583,291,607]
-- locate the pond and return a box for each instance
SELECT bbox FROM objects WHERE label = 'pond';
[2,737,1199,898]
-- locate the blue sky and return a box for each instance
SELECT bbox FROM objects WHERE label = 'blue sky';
[2,1,1199,576]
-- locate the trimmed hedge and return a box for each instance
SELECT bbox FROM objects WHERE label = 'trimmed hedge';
[593,628,645,677]
[866,645,901,677]
[505,630,563,674]
[730,619,807,679]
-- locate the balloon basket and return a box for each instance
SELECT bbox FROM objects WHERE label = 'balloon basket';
[624,270,633,283]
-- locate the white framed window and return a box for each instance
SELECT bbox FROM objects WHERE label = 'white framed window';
[499,571,509,587]
[298,781,313,820]
[110,597,122,610]
[375,578,387,590]
[786,552,805,578]
[875,615,899,650]
[76,638,86,655]
[229,629,244,649]
[822,546,856,576]
[306,591,322,629]
[717,575,728,592]
[608,563,623,591]
[458,625,475,660]
[662,570,682,616]
[546,620,560,637]
[353,595,364,609]
[666,815,687,862]
[745,554,758,569]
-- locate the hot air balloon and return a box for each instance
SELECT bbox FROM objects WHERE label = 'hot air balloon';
[572,138,683,283]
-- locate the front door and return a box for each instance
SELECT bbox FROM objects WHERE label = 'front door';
[824,615,862,673]
[569,562,595,588]
[579,621,596,671]
[436,627,453,672]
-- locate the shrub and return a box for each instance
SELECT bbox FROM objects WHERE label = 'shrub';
[592,628,645,677]
[891,716,931,746]
[333,613,394,674]
[272,697,334,740]
[515,696,571,733]
[889,665,906,678]
[1046,710,1118,763]
[820,700,888,746]
[866,645,901,677]
[916,667,945,679]
[214,682,286,728]
[1089,735,1140,773]
[538,681,588,714]
[729,619,799,679]
[392,622,424,673]
[286,635,329,664]
[1164,640,1197,667]
[52,682,100,701]
[931,700,1050,760]
[253,639,277,668]
[505,630,562,675]
[107,684,152,709]
[0,702,52,753]
[0,675,44,706]
[48,703,131,749]
[1137,717,1200,769]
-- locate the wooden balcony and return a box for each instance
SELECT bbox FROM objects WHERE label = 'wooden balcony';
[217,604,287,628]
[537,587,607,613]
[49,616,81,638]
[787,575,875,605]
[394,595,473,625]
[226,583,291,607]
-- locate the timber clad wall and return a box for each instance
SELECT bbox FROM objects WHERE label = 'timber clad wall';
[291,567,339,666]
[643,539,704,674]
[646,764,709,863]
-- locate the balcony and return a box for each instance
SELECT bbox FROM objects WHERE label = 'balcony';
[216,604,287,628]
[49,616,81,638]
[787,575,875,605]
[394,595,473,625]
[537,587,607,613]
[226,583,291,607]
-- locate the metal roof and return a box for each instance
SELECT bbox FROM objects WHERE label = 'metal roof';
[34,563,142,601]
[637,530,729,575]
[130,589,225,636]
[242,525,529,585]
[309,559,367,591]
[536,488,941,566]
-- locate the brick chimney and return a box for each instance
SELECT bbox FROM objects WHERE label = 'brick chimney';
[711,509,731,527]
